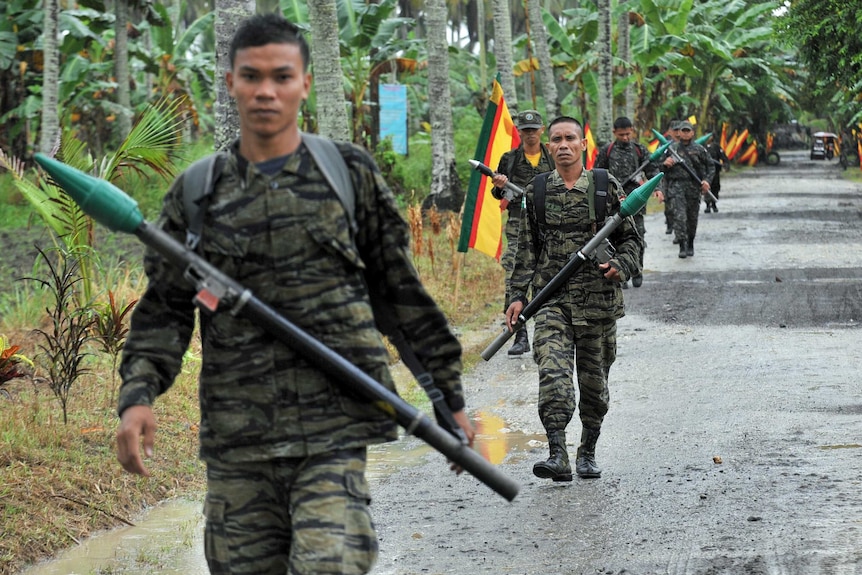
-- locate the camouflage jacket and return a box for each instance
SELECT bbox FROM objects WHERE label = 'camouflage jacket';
[118,139,465,463]
[663,140,715,188]
[508,169,642,324]
[491,144,555,212]
[594,140,659,194]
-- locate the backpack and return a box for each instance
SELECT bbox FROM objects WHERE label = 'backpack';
[532,168,609,242]
[606,141,644,160]
[182,133,355,250]
[179,134,465,439]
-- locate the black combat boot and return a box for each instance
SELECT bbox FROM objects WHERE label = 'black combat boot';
[533,431,572,482]
[575,427,602,478]
[712,203,718,212]
[686,238,694,257]
[632,274,643,288]
[704,204,711,213]
[507,328,530,356]
[678,239,688,258]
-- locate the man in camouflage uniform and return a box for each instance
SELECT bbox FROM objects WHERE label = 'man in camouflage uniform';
[663,120,682,236]
[594,116,663,288]
[491,110,554,356]
[661,120,715,258]
[704,133,729,213]
[115,14,474,575]
[506,116,642,481]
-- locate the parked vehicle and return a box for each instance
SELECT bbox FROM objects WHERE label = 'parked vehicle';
[811,131,837,160]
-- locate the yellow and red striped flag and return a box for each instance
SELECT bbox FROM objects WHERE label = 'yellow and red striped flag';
[457,77,520,260]
[584,122,598,169]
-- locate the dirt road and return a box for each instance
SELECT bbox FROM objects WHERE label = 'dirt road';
[370,151,862,575]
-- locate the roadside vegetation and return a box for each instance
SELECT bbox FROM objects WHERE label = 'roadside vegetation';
[0,126,504,574]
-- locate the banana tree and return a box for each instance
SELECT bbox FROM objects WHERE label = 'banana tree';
[542,4,600,119]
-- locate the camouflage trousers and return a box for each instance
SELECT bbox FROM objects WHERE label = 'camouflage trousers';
[532,305,616,432]
[669,182,702,243]
[632,211,647,275]
[501,207,523,312]
[204,448,377,575]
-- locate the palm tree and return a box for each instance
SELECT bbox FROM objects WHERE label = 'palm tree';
[39,0,60,154]
[307,0,351,141]
[424,0,463,211]
[213,0,254,150]
[595,0,613,143]
[491,0,518,111]
[526,0,559,120]
[114,0,133,139]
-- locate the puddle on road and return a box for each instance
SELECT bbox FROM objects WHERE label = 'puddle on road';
[22,411,539,575]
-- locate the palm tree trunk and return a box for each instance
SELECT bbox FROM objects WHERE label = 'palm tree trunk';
[39,0,60,154]
[618,2,635,121]
[596,0,613,145]
[114,0,132,139]
[526,0,559,120]
[214,0,255,151]
[307,0,351,141]
[424,0,463,211]
[491,0,518,111]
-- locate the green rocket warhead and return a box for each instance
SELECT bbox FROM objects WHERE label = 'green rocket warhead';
[34,153,144,234]
[649,141,671,162]
[619,172,663,218]
[695,132,713,145]
[652,128,669,145]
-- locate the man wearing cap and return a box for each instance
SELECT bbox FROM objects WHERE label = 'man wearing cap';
[491,110,555,356]
[661,120,714,258]
[663,120,682,237]
[594,116,663,288]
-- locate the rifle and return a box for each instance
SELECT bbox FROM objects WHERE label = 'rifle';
[468,159,526,209]
[481,173,664,361]
[34,153,520,503]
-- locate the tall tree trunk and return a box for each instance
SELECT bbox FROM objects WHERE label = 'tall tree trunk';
[39,0,60,154]
[114,0,132,140]
[214,0,255,151]
[526,0,559,120]
[491,0,518,111]
[307,0,351,141]
[424,0,463,212]
[596,0,613,145]
[618,1,635,121]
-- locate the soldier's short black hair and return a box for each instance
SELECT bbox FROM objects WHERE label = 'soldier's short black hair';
[613,117,633,130]
[229,13,310,71]
[548,116,583,136]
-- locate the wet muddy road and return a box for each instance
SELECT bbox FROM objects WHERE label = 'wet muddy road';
[370,151,862,575]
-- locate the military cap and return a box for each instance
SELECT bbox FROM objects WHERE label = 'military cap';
[678,120,695,131]
[516,110,543,129]
[669,120,681,130]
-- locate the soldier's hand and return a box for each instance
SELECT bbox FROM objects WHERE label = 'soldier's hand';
[117,405,157,477]
[663,156,676,167]
[448,409,476,475]
[491,173,509,189]
[653,190,665,202]
[504,301,524,332]
[599,262,622,282]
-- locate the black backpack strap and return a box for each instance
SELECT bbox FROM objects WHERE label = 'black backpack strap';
[183,152,228,250]
[303,133,356,236]
[592,168,609,225]
[533,171,550,231]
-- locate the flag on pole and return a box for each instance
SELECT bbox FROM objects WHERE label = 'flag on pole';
[584,123,598,169]
[457,77,520,259]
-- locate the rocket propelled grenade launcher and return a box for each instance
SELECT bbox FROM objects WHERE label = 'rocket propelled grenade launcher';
[620,141,671,188]
[468,159,526,209]
[34,153,520,503]
[481,172,664,361]
[650,129,718,204]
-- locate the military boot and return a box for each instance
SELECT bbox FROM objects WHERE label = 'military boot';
[507,328,530,356]
[678,239,688,258]
[533,431,572,482]
[575,427,602,478]
[686,238,694,257]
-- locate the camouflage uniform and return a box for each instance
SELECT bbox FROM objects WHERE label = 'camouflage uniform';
[119,139,465,574]
[509,169,642,434]
[491,144,554,309]
[663,140,715,247]
[594,140,658,279]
